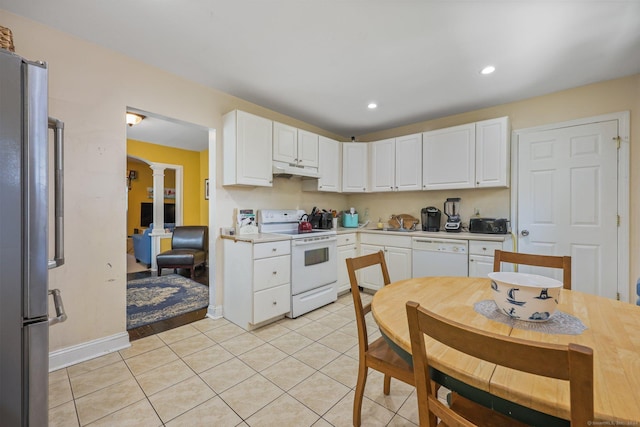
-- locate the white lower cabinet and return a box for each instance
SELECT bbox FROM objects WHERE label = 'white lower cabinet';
[359,233,412,291]
[223,239,291,329]
[337,233,357,294]
[468,240,505,278]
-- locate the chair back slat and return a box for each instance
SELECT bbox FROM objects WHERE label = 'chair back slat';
[494,250,572,290]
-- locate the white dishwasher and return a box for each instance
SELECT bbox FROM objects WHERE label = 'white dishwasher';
[412,237,468,277]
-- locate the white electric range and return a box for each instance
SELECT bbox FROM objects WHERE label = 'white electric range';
[258,209,337,317]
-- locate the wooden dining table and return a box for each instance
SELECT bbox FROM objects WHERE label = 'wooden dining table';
[371,276,640,425]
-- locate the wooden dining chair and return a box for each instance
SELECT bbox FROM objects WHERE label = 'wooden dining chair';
[346,251,414,426]
[493,249,572,290]
[406,300,594,426]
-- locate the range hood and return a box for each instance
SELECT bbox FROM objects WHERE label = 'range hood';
[272,161,320,179]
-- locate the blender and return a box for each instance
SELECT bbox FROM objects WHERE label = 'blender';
[444,197,462,232]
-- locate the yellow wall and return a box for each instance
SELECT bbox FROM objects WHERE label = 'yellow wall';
[126,158,175,235]
[127,139,203,230]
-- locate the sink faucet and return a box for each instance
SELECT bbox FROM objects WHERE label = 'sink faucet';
[398,217,404,229]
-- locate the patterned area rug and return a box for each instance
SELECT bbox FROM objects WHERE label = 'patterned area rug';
[127,274,209,330]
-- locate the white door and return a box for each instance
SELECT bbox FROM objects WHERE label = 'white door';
[517,120,619,299]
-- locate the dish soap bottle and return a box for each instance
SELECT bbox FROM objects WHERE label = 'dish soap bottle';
[377,218,384,229]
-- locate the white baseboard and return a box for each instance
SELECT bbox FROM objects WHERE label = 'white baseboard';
[49,332,131,372]
[207,304,223,319]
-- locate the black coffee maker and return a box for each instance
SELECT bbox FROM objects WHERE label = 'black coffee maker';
[421,206,441,232]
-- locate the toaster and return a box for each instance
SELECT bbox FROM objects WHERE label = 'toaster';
[469,217,509,234]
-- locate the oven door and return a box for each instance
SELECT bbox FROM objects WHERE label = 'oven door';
[291,236,337,295]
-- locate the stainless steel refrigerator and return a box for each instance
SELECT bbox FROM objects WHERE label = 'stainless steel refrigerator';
[0,49,67,426]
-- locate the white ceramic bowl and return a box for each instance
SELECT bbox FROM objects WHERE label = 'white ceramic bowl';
[488,272,563,322]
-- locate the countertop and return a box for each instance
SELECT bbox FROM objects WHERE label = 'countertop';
[220,233,291,243]
[220,228,513,243]
[335,227,513,242]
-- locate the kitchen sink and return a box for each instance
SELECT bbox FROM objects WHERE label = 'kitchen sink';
[385,228,417,232]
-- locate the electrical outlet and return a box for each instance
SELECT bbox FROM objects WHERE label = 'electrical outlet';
[473,208,480,216]
[364,208,369,218]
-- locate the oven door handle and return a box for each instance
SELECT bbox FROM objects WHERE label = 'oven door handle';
[292,236,337,246]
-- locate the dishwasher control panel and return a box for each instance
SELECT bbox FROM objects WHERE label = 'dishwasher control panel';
[412,238,468,253]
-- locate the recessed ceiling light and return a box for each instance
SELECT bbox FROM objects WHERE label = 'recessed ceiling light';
[481,65,496,75]
[368,103,377,109]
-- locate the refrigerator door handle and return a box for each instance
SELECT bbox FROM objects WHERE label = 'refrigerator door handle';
[48,289,67,325]
[48,117,65,269]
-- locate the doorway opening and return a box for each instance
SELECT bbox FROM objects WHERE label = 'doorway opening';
[125,107,213,339]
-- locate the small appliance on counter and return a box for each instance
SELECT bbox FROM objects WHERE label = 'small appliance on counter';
[469,218,509,234]
[308,206,334,229]
[421,206,441,231]
[342,208,358,228]
[444,197,462,232]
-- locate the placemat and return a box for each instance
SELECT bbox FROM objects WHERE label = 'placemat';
[474,300,587,335]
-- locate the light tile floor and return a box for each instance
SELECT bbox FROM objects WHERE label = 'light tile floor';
[48,292,421,426]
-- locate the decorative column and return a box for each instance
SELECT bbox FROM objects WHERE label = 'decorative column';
[149,165,166,271]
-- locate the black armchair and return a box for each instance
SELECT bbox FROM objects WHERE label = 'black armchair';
[156,226,208,280]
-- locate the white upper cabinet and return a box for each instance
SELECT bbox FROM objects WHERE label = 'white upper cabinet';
[369,138,396,192]
[317,136,341,192]
[395,133,422,191]
[342,142,368,192]
[223,110,273,187]
[297,130,319,168]
[369,133,422,192]
[422,123,476,190]
[475,116,510,188]
[273,122,319,168]
[273,122,297,164]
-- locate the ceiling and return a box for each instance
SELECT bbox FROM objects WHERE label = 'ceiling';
[3,1,640,140]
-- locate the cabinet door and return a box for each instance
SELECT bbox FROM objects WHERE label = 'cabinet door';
[475,117,509,188]
[385,246,412,282]
[342,142,368,193]
[422,123,475,190]
[317,136,341,192]
[273,121,297,164]
[297,130,319,167]
[236,111,273,186]
[395,133,422,191]
[337,244,357,294]
[359,244,385,290]
[369,138,396,192]
[469,254,494,278]
[253,283,291,324]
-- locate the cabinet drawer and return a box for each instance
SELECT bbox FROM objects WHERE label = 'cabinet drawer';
[253,284,291,324]
[254,255,290,292]
[254,240,290,259]
[360,233,411,248]
[469,240,502,256]
[337,233,357,246]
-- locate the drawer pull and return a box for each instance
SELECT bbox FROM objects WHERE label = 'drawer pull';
[272,271,277,275]
[482,247,487,251]
[272,301,277,305]
[272,248,277,252]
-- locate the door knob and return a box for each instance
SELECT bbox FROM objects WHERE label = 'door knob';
[521,230,530,236]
